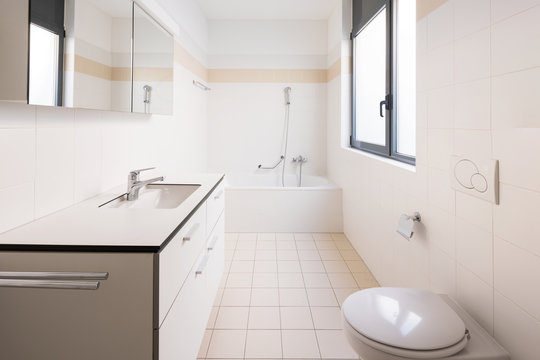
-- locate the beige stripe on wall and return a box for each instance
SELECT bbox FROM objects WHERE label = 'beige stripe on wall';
[174,41,208,81]
[417,0,448,20]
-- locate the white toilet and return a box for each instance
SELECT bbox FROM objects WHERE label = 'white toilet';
[341,288,510,360]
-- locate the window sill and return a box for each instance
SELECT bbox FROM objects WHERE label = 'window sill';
[344,146,416,173]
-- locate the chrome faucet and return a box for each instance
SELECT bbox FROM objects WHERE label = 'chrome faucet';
[126,167,164,201]
[292,155,307,163]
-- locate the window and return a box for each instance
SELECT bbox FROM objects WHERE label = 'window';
[28,0,65,106]
[351,0,416,164]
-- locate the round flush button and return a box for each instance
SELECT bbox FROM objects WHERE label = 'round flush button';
[471,173,488,193]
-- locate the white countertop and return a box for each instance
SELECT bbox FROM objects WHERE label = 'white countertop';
[0,173,224,251]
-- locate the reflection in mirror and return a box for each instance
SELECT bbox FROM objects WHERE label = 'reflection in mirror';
[63,0,132,112]
[133,3,173,115]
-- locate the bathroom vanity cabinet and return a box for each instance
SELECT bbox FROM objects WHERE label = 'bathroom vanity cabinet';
[0,176,225,360]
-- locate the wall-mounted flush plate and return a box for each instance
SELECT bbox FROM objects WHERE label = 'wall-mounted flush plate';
[450,156,499,204]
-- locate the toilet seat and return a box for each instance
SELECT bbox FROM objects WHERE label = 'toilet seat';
[342,288,470,359]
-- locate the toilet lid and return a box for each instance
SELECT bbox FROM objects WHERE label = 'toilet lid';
[342,288,467,351]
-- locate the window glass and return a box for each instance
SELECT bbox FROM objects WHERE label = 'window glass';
[28,24,59,106]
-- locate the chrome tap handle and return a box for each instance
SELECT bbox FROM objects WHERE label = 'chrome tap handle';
[129,167,156,181]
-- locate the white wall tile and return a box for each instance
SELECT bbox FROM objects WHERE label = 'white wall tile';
[456,218,493,285]
[427,129,453,171]
[0,183,35,234]
[454,28,490,83]
[427,86,454,129]
[491,5,540,75]
[494,291,540,360]
[492,67,540,129]
[457,264,494,335]
[491,0,540,24]
[453,0,491,39]
[455,191,492,232]
[494,237,540,320]
[0,102,35,128]
[429,245,456,298]
[0,128,35,189]
[427,168,455,213]
[453,129,492,160]
[494,184,540,256]
[35,107,75,218]
[454,78,491,130]
[427,1,454,49]
[492,129,540,193]
[424,205,456,257]
[427,44,454,89]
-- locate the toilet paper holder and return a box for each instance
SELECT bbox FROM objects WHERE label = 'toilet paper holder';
[396,212,421,240]
[407,212,421,222]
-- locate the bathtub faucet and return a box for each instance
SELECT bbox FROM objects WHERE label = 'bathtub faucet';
[292,155,307,163]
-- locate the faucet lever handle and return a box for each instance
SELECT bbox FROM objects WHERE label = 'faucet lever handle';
[129,167,155,176]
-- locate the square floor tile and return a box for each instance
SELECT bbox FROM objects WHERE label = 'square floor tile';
[234,250,256,261]
[238,233,257,241]
[279,288,309,306]
[258,233,276,241]
[339,249,361,260]
[198,329,212,358]
[335,240,354,250]
[328,273,358,288]
[353,272,379,288]
[333,288,359,306]
[280,307,314,329]
[226,273,253,288]
[311,307,342,329]
[306,288,338,307]
[256,250,277,261]
[303,273,331,288]
[248,307,280,329]
[298,250,321,261]
[225,250,235,261]
[296,240,317,250]
[312,233,333,241]
[278,273,305,288]
[257,240,276,250]
[214,288,224,306]
[207,306,219,329]
[236,240,257,250]
[294,233,313,241]
[276,233,294,241]
[316,330,359,359]
[323,260,350,273]
[206,329,246,359]
[276,240,296,250]
[254,260,278,273]
[278,260,302,273]
[316,241,337,250]
[221,288,251,306]
[301,260,326,273]
[282,330,321,358]
[230,260,255,273]
[346,260,369,272]
[215,307,249,329]
[277,249,299,260]
[252,272,278,288]
[245,330,282,359]
[251,288,280,306]
[319,250,343,260]
[331,233,348,241]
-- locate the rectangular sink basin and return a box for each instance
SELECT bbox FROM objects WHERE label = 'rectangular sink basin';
[101,184,201,209]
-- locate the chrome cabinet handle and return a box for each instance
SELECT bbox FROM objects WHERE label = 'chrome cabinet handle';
[213,190,223,200]
[0,279,100,290]
[195,255,209,275]
[0,271,109,280]
[183,223,200,241]
[207,235,219,251]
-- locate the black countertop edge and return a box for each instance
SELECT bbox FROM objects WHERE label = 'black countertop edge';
[0,176,225,254]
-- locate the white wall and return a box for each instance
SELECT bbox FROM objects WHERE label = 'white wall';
[206,19,328,179]
[0,2,208,234]
[327,1,540,360]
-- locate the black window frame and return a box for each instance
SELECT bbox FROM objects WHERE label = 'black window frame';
[28,0,65,107]
[350,0,415,165]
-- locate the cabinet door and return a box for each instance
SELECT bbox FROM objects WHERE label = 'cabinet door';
[159,203,206,325]
[206,182,225,235]
[206,213,225,307]
[159,251,208,360]
[0,252,154,360]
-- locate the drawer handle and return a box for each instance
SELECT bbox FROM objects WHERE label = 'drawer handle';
[0,279,100,290]
[195,255,209,275]
[0,271,109,280]
[207,235,219,251]
[213,190,223,200]
[183,223,200,241]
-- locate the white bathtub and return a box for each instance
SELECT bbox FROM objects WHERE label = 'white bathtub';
[225,174,343,233]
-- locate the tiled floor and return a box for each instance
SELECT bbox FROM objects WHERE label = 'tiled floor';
[198,233,379,360]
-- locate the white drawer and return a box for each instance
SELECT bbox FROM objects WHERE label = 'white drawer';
[206,213,224,306]
[206,181,225,235]
[159,204,206,326]
[159,251,209,360]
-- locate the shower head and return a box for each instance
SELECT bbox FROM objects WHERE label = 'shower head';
[284,87,291,105]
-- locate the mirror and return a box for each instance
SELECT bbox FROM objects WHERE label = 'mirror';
[0,0,173,115]
[133,3,174,115]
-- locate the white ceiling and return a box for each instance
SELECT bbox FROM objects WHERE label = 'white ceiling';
[196,0,340,20]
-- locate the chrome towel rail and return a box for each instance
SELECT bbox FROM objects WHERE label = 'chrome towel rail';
[193,80,211,91]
